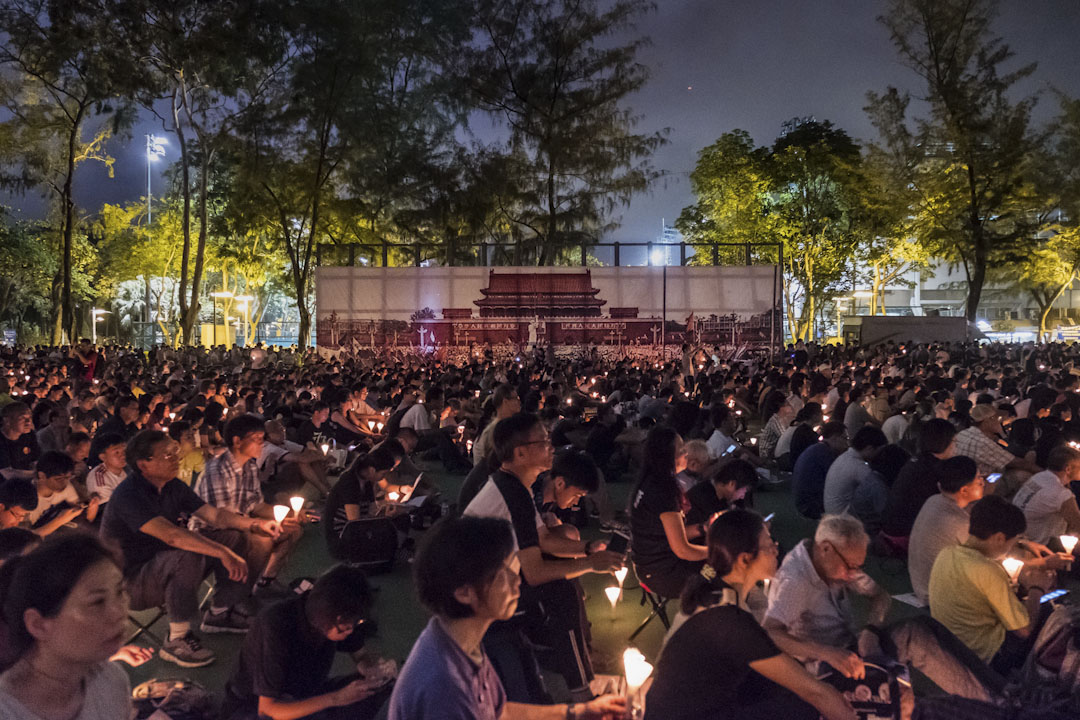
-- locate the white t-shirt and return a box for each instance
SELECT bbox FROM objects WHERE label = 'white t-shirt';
[86,465,126,503]
[258,443,291,484]
[400,404,433,432]
[27,484,81,526]
[705,430,736,460]
[882,414,910,445]
[0,662,131,720]
[1012,470,1075,544]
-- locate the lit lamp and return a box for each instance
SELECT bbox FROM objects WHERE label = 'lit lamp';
[1002,557,1024,583]
[466,439,474,453]
[1060,535,1078,554]
[272,505,289,524]
[623,647,653,719]
[289,496,305,515]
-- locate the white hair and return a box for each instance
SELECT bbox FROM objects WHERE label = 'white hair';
[814,514,869,551]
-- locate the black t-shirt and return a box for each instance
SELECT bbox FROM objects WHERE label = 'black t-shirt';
[789,424,818,465]
[224,594,365,714]
[325,469,376,539]
[97,415,137,441]
[630,477,686,575]
[881,454,943,538]
[0,432,40,471]
[101,471,206,573]
[685,483,732,527]
[644,603,784,720]
[298,420,332,448]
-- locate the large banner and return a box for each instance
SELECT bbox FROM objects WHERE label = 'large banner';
[315,266,780,352]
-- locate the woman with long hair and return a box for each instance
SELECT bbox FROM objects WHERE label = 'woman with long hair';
[645,510,855,720]
[629,426,707,599]
[0,533,133,719]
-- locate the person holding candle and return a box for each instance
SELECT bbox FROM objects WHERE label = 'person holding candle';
[646,509,855,720]
[928,496,1051,675]
[1011,444,1080,546]
[388,516,626,720]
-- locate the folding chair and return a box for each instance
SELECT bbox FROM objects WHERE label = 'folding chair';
[125,575,216,646]
[628,578,670,642]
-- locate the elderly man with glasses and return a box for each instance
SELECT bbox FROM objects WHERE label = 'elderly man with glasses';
[763,514,1006,702]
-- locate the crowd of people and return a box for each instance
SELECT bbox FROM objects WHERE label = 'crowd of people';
[2,337,1080,718]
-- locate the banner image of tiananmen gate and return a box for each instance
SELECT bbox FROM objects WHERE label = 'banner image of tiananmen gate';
[315,266,781,352]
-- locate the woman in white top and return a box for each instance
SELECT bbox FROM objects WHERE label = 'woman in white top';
[0,533,133,719]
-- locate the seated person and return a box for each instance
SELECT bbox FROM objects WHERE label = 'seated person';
[1011,444,1080,545]
[463,413,621,703]
[102,429,280,668]
[532,450,603,543]
[27,451,96,536]
[168,421,206,487]
[849,443,909,536]
[222,565,396,720]
[0,402,39,481]
[929,496,1052,676]
[646,510,853,720]
[706,405,763,467]
[0,479,37,530]
[685,458,757,526]
[822,426,886,516]
[630,426,707,599]
[262,419,329,498]
[85,432,127,505]
[880,418,957,545]
[765,514,1001,701]
[791,422,847,520]
[675,439,711,493]
[908,456,985,604]
[64,431,92,490]
[388,516,625,720]
[323,449,405,562]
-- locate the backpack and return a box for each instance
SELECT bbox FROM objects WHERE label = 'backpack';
[1020,602,1080,702]
[132,678,214,720]
[331,515,399,573]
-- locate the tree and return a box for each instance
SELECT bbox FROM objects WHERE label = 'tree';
[868,0,1043,321]
[0,212,54,339]
[0,0,132,343]
[1015,230,1080,341]
[459,0,667,264]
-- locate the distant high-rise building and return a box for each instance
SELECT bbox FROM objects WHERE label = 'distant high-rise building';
[654,219,682,265]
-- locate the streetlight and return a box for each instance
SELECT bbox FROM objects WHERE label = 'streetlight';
[210,291,233,346]
[236,295,254,346]
[145,134,168,223]
[91,308,110,345]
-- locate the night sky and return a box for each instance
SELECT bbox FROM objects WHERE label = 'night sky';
[10,0,1080,244]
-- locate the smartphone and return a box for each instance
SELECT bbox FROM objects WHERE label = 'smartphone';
[722,443,737,457]
[763,512,775,523]
[607,530,630,556]
[986,473,1001,484]
[1040,589,1068,604]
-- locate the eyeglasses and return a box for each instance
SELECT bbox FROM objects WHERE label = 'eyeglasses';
[825,541,864,573]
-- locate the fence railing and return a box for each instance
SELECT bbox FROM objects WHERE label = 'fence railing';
[315,240,783,268]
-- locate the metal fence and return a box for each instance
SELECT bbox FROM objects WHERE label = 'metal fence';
[315,240,783,268]
[127,321,304,349]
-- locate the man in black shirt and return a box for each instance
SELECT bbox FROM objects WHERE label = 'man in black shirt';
[0,401,39,481]
[299,402,334,451]
[881,418,957,542]
[222,565,395,720]
[96,395,140,441]
[102,429,280,669]
[686,459,757,526]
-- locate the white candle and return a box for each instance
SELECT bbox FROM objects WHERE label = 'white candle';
[1061,535,1078,554]
[623,647,654,691]
[388,491,400,502]
[376,422,384,432]
[272,505,289,523]
[289,496,305,514]
[605,586,621,613]
[615,566,628,587]
[320,443,329,455]
[368,420,375,430]
[1002,557,1024,583]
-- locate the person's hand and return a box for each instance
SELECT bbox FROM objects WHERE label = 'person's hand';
[332,678,381,707]
[818,645,865,679]
[1026,552,1073,571]
[585,539,608,554]
[398,485,414,502]
[220,549,248,583]
[582,693,629,719]
[86,495,101,519]
[252,518,281,539]
[60,504,85,524]
[110,645,155,666]
[856,628,883,659]
[1019,539,1054,558]
[588,550,625,574]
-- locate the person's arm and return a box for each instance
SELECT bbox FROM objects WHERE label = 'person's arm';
[660,511,707,561]
[257,679,381,720]
[33,504,84,537]
[537,523,588,558]
[1058,496,1080,535]
[517,545,622,585]
[762,618,865,679]
[0,467,35,481]
[1005,456,1042,474]
[749,654,856,720]
[501,695,627,720]
[192,503,278,537]
[138,516,248,581]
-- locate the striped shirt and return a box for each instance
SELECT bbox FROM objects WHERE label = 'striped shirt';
[192,450,260,528]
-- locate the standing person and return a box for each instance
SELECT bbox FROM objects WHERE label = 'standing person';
[387,516,626,720]
[0,534,133,719]
[630,426,707,599]
[645,510,855,720]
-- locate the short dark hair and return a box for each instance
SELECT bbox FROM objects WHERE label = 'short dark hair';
[223,413,266,450]
[1,402,29,423]
[820,421,846,440]
[551,450,600,493]
[493,413,543,465]
[0,479,37,512]
[414,517,515,619]
[1046,445,1080,472]
[36,450,74,478]
[939,456,978,493]
[492,384,517,410]
[305,564,374,632]
[93,432,126,459]
[968,495,1026,540]
[918,418,957,455]
[851,427,887,451]
[167,420,192,442]
[66,431,90,447]
[127,429,169,465]
[713,459,757,489]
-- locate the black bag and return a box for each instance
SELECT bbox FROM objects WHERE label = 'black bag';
[332,516,399,572]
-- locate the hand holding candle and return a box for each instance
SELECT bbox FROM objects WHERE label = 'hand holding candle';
[273,505,290,524]
[1002,557,1024,583]
[614,566,628,588]
[1061,535,1078,555]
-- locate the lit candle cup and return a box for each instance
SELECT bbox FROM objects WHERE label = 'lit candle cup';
[388,491,400,502]
[605,586,621,616]
[290,496,305,515]
[376,422,384,432]
[615,566,628,587]
[320,443,329,455]
[750,437,758,446]
[368,420,376,431]
[623,647,654,719]
[1060,535,1079,554]
[1002,557,1024,583]
[272,505,289,524]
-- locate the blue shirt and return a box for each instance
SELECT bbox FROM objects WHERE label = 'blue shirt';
[388,617,505,720]
[791,442,837,520]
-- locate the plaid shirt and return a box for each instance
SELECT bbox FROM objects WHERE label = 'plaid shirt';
[191,450,261,528]
[952,427,1014,477]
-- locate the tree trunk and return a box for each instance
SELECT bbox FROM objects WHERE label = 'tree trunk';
[60,103,86,345]
[180,147,211,344]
